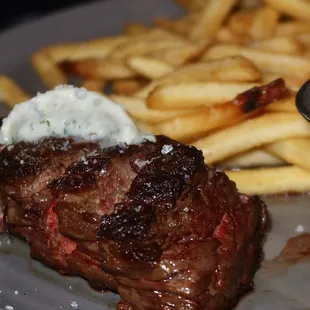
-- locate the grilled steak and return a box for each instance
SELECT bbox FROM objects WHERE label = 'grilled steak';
[0,135,268,310]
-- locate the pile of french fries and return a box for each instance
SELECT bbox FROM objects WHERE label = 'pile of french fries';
[3,0,310,196]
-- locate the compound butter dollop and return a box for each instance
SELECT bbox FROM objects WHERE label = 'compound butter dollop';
[0,85,155,145]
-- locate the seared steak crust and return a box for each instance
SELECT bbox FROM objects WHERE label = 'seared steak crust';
[0,136,267,309]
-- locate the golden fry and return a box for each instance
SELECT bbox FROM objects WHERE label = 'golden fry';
[107,28,187,60]
[190,0,237,41]
[0,76,30,108]
[265,94,297,113]
[127,56,173,79]
[80,79,105,93]
[112,79,144,96]
[193,113,310,164]
[155,13,198,37]
[215,27,250,45]
[146,82,258,110]
[136,56,261,98]
[32,36,129,88]
[219,149,284,168]
[227,10,255,36]
[275,21,310,36]
[297,33,310,48]
[149,43,207,66]
[262,73,304,92]
[265,138,310,172]
[62,59,136,79]
[45,36,129,62]
[134,120,156,133]
[251,37,304,55]
[152,79,285,141]
[226,166,310,195]
[248,6,279,40]
[203,44,310,80]
[109,95,194,124]
[124,23,150,36]
[32,50,68,88]
[265,0,310,20]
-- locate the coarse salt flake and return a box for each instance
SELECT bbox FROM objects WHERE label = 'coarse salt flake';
[295,225,305,233]
[71,301,78,308]
[161,144,173,155]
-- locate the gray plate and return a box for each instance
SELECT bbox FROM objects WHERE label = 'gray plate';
[1,1,310,309]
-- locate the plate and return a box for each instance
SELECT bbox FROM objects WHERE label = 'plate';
[0,1,310,309]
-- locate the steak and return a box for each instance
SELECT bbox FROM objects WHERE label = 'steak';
[0,135,268,310]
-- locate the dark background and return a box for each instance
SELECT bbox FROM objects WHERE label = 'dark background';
[1,0,98,31]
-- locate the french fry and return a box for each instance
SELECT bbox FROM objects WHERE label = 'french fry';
[146,82,258,110]
[203,44,310,80]
[219,149,284,168]
[261,72,304,92]
[44,36,129,62]
[109,95,194,124]
[297,33,310,48]
[109,39,187,60]
[251,37,304,55]
[226,166,310,195]
[32,36,130,88]
[275,21,310,36]
[134,120,156,133]
[32,50,68,88]
[127,56,173,79]
[155,13,198,37]
[62,59,136,79]
[265,94,297,113]
[0,76,30,108]
[215,27,250,45]
[193,113,310,164]
[227,10,255,36]
[153,79,287,141]
[107,29,188,60]
[265,138,310,172]
[124,23,150,36]
[248,6,279,40]
[149,43,207,66]
[112,79,144,95]
[136,56,261,98]
[265,0,310,20]
[190,0,237,41]
[80,79,105,93]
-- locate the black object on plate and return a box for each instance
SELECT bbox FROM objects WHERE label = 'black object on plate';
[296,79,310,122]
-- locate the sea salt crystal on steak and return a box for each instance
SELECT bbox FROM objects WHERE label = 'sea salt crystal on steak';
[161,144,173,155]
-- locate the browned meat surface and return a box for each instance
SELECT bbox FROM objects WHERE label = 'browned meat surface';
[0,137,99,197]
[0,138,99,233]
[0,136,268,309]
